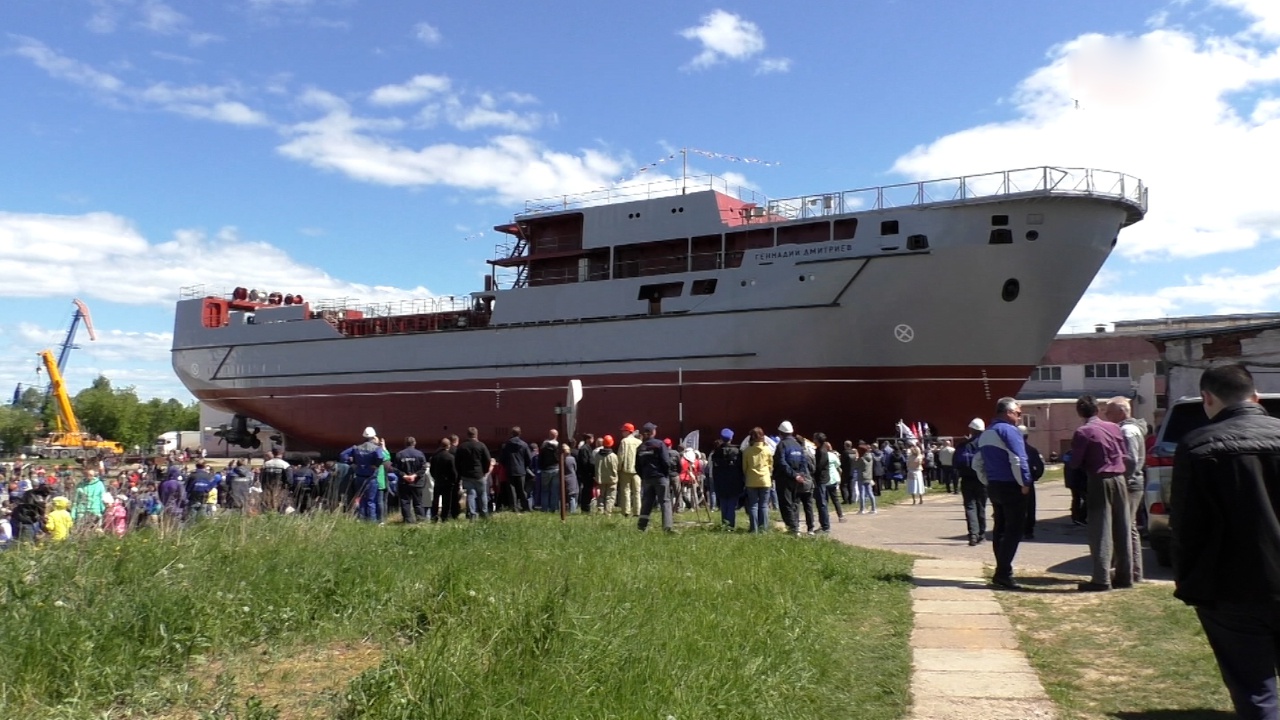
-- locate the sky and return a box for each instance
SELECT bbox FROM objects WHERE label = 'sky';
[1,0,1278,402]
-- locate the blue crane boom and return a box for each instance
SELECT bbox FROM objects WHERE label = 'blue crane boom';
[37,299,97,412]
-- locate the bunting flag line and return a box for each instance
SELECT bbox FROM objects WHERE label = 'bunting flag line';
[615,147,780,185]
[687,147,781,166]
[614,153,678,185]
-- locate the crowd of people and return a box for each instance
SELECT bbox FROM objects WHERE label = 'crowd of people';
[2,415,995,543]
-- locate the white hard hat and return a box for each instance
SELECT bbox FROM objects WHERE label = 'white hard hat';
[968,418,986,432]
[778,420,793,434]
[362,427,377,438]
[1017,425,1029,436]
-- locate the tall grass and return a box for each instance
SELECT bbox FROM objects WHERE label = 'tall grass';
[0,512,913,719]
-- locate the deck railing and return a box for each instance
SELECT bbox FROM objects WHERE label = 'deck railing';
[522,174,767,214]
[517,166,1147,220]
[178,286,478,319]
[763,166,1147,221]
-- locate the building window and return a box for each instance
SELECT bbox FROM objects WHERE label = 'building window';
[1084,362,1130,379]
[1023,414,1037,429]
[1030,366,1062,382]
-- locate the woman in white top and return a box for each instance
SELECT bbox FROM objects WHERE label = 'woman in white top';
[906,441,927,504]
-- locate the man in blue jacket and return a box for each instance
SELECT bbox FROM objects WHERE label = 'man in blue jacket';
[973,397,1032,589]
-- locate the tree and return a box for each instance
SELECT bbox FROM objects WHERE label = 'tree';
[0,405,39,454]
[15,386,43,413]
[69,377,201,451]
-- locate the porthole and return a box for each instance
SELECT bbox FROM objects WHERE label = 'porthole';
[799,275,806,282]
[741,280,748,287]
[1026,230,1039,241]
[1002,278,1020,302]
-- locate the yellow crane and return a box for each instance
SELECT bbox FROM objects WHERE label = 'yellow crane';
[27,349,125,460]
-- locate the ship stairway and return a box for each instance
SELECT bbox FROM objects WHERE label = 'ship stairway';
[511,223,530,289]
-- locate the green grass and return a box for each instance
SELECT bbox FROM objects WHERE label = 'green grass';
[998,582,1233,719]
[0,512,914,719]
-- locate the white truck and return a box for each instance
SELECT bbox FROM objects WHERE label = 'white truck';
[155,430,203,457]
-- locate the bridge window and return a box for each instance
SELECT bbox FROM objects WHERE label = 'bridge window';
[691,279,718,296]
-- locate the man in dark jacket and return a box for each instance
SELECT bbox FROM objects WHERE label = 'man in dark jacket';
[428,438,459,522]
[395,437,428,523]
[338,427,388,521]
[454,427,492,520]
[575,434,598,513]
[10,484,50,542]
[955,419,988,546]
[709,428,744,528]
[498,427,533,512]
[185,461,217,519]
[1020,425,1046,539]
[1172,362,1280,719]
[773,421,816,537]
[635,422,673,532]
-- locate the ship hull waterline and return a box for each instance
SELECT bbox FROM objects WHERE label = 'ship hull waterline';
[191,364,1028,453]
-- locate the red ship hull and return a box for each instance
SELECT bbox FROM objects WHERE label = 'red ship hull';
[195,364,1027,454]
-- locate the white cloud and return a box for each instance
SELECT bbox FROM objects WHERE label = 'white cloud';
[136,0,188,35]
[442,93,547,132]
[0,211,437,307]
[368,74,451,105]
[246,0,314,9]
[368,75,546,132]
[1063,262,1280,331]
[151,50,198,65]
[14,38,270,127]
[82,0,215,45]
[1,322,184,401]
[87,0,121,33]
[891,26,1280,261]
[277,109,623,203]
[16,324,171,365]
[755,57,791,74]
[1215,0,1280,39]
[680,10,783,71]
[415,22,442,46]
[14,36,124,93]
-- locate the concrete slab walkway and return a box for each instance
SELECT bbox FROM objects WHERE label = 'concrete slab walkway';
[906,559,1056,720]
[826,479,1172,581]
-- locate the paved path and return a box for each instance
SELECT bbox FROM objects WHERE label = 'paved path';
[825,481,1169,720]
[906,559,1056,719]
[826,479,1172,581]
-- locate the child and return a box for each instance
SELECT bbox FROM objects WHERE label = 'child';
[205,484,219,516]
[106,495,128,537]
[46,496,73,542]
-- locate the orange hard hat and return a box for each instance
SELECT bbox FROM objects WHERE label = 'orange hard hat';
[603,435,615,448]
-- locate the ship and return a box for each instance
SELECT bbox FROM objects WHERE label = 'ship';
[171,166,1147,454]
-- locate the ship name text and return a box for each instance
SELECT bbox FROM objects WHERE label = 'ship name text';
[753,243,855,262]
